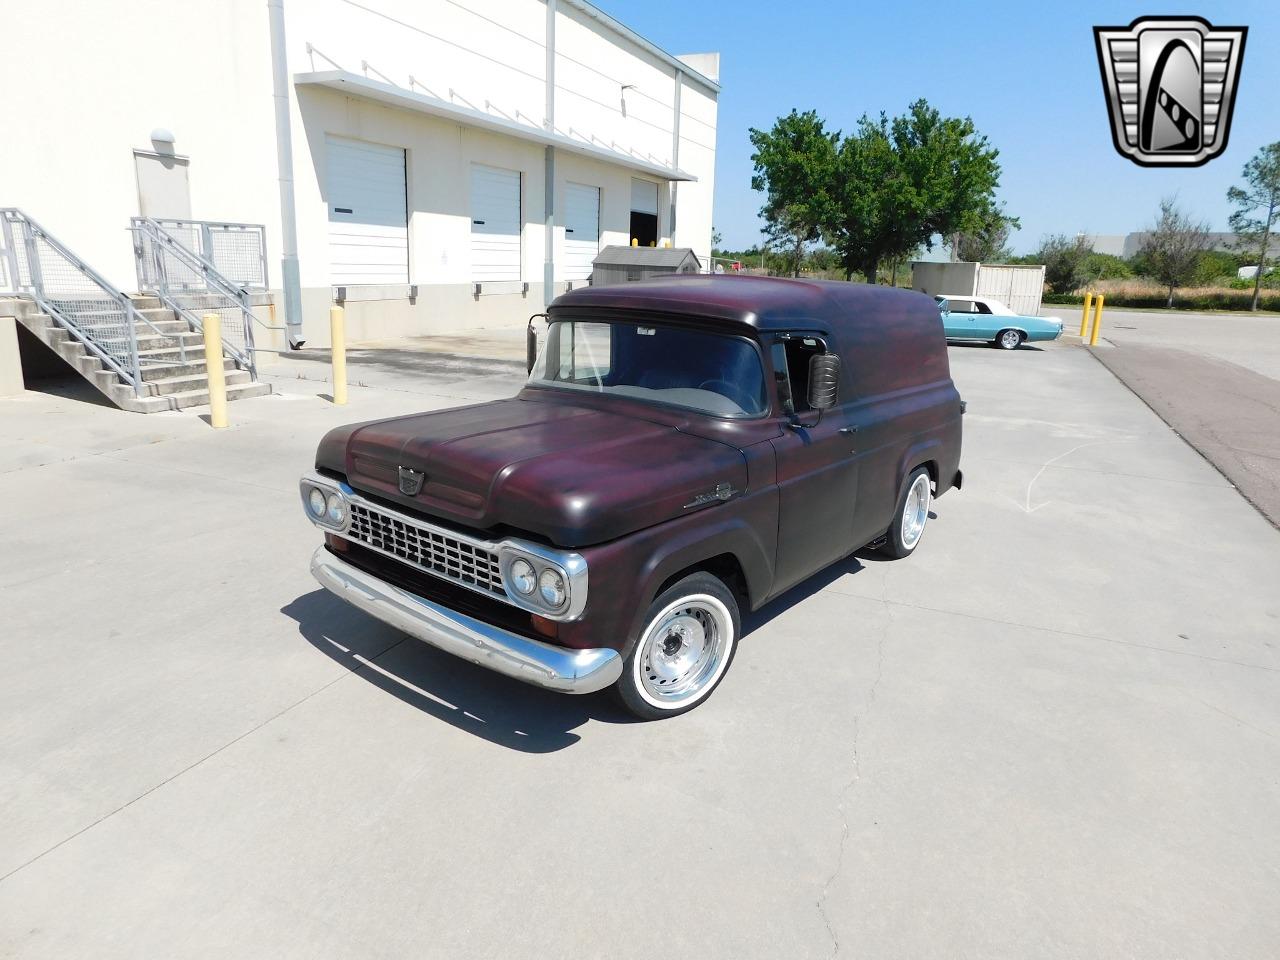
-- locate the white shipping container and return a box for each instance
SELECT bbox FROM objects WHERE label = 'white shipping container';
[974,264,1046,316]
[912,261,1046,316]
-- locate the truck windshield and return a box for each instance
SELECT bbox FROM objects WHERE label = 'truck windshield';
[528,320,767,418]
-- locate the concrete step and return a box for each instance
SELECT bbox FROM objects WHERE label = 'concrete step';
[134,317,187,334]
[127,295,164,310]
[143,370,253,397]
[111,379,272,411]
[138,357,239,381]
[133,306,179,321]
[136,345,232,364]
[134,331,205,350]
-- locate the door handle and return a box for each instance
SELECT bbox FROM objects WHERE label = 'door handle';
[334,207,353,214]
[839,426,858,435]
[472,219,485,225]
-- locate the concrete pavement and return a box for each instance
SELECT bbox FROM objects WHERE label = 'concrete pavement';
[1,337,1278,958]
[1044,306,1280,528]
[1042,304,1280,380]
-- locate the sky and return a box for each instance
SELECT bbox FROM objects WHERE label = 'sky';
[593,1,1279,254]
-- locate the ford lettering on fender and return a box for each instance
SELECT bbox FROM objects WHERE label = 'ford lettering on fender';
[301,276,964,719]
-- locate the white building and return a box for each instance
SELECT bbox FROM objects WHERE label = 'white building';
[0,0,719,347]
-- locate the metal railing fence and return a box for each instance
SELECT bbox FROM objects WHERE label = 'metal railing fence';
[1,208,178,396]
[134,218,269,292]
[130,217,259,377]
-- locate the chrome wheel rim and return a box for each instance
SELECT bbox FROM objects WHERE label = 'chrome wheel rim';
[901,474,931,549]
[1001,330,1021,349]
[638,597,730,705]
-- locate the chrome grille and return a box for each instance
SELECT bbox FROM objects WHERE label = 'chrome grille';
[346,503,504,596]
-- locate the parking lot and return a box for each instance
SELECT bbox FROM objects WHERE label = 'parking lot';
[2,335,1279,958]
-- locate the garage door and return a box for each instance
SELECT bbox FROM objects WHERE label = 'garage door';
[326,136,408,285]
[470,164,521,282]
[563,182,600,281]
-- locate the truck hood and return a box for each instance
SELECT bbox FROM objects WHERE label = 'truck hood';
[317,398,747,547]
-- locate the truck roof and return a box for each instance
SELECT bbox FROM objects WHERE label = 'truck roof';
[551,274,937,333]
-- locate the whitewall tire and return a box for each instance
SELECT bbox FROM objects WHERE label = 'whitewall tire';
[614,572,740,720]
[879,467,932,559]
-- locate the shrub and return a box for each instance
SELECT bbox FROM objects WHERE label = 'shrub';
[1045,279,1280,312]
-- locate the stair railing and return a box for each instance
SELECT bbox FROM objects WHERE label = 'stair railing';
[1,208,179,397]
[146,218,269,291]
[130,217,275,379]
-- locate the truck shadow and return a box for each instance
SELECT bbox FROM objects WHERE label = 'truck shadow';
[282,554,872,754]
[281,590,627,753]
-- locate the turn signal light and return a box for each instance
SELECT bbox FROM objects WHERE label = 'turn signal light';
[325,533,349,553]
[530,614,558,639]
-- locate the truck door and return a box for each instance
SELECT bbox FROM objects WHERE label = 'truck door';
[767,335,862,595]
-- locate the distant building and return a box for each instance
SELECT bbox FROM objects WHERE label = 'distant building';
[1081,234,1127,257]
[1118,232,1245,259]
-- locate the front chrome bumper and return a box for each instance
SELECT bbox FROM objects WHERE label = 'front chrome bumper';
[310,547,621,695]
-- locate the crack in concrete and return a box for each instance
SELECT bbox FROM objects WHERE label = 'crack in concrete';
[816,574,891,956]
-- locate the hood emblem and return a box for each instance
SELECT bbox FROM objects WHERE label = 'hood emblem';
[398,466,426,496]
[684,482,737,510]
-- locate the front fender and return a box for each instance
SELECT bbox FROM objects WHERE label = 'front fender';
[558,488,777,654]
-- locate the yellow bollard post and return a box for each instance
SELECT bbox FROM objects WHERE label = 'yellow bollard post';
[202,312,228,429]
[631,238,638,247]
[1089,294,1105,346]
[1079,292,1094,338]
[330,304,348,405]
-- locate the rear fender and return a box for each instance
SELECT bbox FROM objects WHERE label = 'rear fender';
[897,439,942,490]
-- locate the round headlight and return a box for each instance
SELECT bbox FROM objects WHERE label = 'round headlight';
[510,558,536,595]
[308,487,326,517]
[538,568,566,608]
[325,493,345,524]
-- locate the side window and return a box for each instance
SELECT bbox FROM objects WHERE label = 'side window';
[770,342,794,415]
[974,300,993,314]
[949,299,976,314]
[773,336,825,414]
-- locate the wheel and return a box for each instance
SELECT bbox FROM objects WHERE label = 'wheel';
[995,329,1024,350]
[614,572,740,720]
[879,467,932,559]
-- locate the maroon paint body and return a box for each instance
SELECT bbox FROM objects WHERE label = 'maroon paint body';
[315,275,963,653]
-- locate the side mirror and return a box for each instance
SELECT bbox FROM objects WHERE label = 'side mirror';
[807,352,841,410]
[526,316,541,374]
[937,298,950,317]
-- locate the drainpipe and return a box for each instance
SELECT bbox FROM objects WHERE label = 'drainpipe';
[268,0,305,347]
[543,0,556,307]
[670,68,681,246]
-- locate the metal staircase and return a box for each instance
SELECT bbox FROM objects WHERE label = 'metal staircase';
[0,209,272,412]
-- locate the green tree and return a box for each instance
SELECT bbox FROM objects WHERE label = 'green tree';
[748,110,838,277]
[1081,251,1133,282]
[1139,197,1211,307]
[824,100,1004,283]
[1227,142,1280,311]
[1036,234,1092,294]
[953,207,1020,262]
[1192,249,1244,286]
